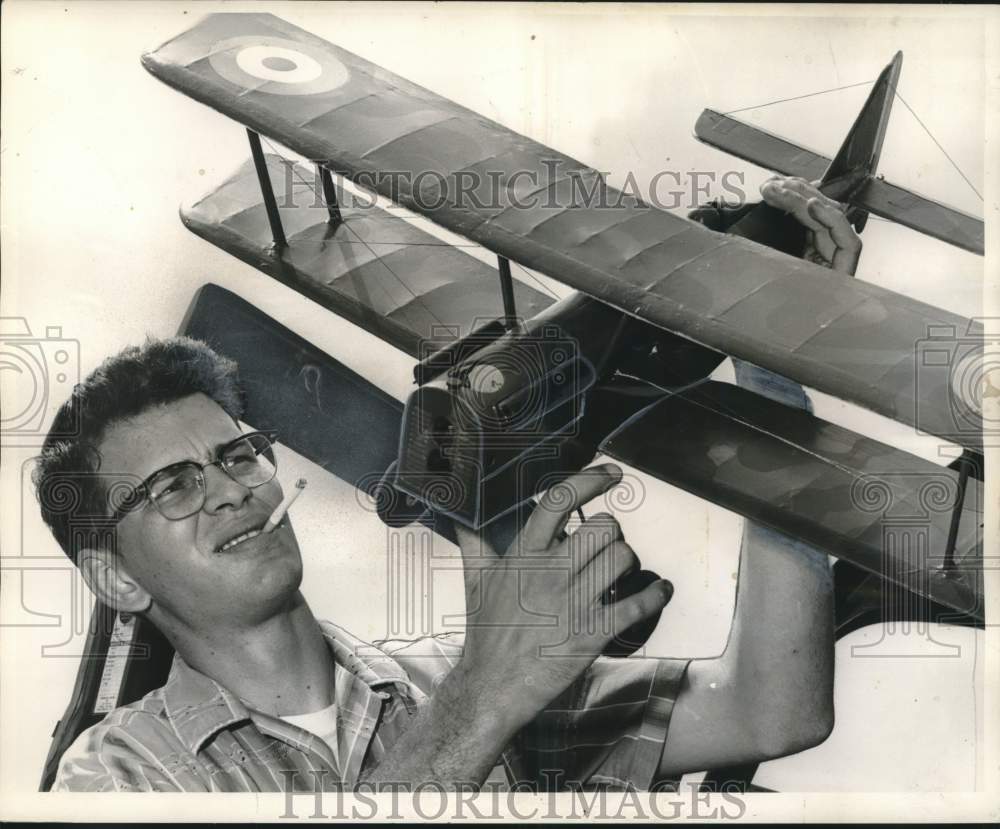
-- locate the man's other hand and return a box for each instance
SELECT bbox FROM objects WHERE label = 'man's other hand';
[451,464,673,732]
[759,176,863,275]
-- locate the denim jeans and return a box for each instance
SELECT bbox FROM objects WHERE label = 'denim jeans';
[730,359,832,588]
[732,359,813,414]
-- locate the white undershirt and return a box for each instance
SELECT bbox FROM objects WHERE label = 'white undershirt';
[280,702,339,767]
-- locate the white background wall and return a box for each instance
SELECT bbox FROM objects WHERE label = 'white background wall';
[1,0,995,804]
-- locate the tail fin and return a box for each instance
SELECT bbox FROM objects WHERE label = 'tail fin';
[820,51,903,199]
[694,50,983,255]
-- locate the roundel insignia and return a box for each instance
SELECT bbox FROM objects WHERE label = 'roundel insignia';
[210,36,350,96]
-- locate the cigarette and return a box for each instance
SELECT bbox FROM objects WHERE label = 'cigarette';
[264,478,307,532]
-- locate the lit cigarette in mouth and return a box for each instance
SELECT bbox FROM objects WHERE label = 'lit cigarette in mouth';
[264,478,307,532]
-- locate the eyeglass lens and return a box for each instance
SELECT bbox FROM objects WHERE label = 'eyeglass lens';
[147,433,276,519]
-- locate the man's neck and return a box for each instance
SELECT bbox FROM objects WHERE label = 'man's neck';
[162,594,335,717]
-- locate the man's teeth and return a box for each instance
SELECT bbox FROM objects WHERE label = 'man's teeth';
[219,529,263,552]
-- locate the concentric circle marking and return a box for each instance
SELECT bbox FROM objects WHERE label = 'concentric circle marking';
[210,36,350,96]
[235,45,323,84]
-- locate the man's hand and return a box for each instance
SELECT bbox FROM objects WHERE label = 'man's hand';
[759,176,863,274]
[451,463,673,733]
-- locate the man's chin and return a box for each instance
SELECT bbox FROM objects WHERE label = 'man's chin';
[240,557,305,620]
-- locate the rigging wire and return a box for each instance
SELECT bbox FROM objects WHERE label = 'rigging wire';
[893,91,983,202]
[260,137,561,302]
[722,79,875,115]
[261,136,449,330]
[723,76,982,206]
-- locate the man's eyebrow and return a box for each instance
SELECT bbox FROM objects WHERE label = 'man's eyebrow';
[137,436,242,481]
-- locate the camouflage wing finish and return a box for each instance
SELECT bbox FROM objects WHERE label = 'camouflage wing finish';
[143,13,984,451]
[182,153,553,357]
[602,381,984,621]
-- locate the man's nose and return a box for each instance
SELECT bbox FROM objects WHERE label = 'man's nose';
[201,463,252,512]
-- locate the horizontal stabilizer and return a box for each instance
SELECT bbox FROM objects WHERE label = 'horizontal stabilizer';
[850,176,984,255]
[694,109,832,182]
[695,108,983,255]
[601,381,984,621]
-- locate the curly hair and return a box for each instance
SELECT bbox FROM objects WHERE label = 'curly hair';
[32,337,245,565]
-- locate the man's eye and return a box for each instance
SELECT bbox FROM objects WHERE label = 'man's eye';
[152,480,184,500]
[225,445,261,467]
[225,452,258,468]
[151,470,199,501]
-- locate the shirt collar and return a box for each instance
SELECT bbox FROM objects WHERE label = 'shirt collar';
[161,619,424,756]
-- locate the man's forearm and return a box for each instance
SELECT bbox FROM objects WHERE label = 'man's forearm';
[709,365,836,757]
[660,522,834,774]
[720,523,835,753]
[661,363,835,774]
[358,663,522,789]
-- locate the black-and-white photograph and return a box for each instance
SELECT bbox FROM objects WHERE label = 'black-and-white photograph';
[1,1,996,822]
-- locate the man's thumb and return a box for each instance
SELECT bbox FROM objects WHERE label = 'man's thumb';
[453,520,499,561]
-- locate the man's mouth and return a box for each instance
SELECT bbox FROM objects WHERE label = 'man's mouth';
[216,520,281,553]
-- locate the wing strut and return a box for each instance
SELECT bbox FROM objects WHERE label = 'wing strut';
[246,129,287,248]
[497,256,518,330]
[941,451,976,574]
[318,166,343,226]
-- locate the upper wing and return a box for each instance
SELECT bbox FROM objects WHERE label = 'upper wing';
[143,13,985,450]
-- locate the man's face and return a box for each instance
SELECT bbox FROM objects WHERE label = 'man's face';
[98,393,303,630]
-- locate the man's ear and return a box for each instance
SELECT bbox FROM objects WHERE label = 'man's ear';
[79,548,152,614]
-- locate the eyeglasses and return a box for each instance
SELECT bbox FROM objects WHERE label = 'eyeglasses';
[112,430,279,523]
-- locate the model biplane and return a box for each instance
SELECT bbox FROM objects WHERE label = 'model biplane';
[41,12,986,791]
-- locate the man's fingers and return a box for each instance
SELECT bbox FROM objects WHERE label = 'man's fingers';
[568,513,624,571]
[760,179,825,232]
[806,199,862,275]
[521,464,623,552]
[577,540,639,600]
[453,520,500,565]
[779,177,844,211]
[606,578,673,635]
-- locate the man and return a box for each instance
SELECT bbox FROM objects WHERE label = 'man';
[39,177,857,792]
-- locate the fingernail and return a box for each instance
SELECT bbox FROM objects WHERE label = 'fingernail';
[601,462,623,479]
[659,579,674,602]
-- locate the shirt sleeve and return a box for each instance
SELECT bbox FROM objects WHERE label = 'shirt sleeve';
[514,654,690,791]
[379,632,690,791]
[373,632,464,694]
[51,721,189,792]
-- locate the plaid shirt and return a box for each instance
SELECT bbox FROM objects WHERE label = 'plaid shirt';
[53,621,688,792]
